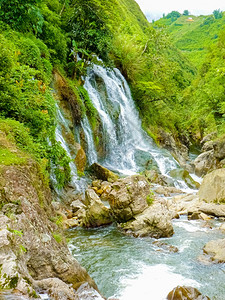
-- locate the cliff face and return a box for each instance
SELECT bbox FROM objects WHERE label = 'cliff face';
[0,159,97,298]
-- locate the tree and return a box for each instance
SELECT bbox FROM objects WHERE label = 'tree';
[66,0,112,62]
[0,0,43,34]
[183,10,190,16]
[213,9,223,19]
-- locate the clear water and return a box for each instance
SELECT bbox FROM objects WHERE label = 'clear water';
[67,217,225,300]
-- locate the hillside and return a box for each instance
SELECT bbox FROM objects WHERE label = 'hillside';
[154,12,225,68]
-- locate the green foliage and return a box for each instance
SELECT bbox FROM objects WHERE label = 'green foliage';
[183,10,190,16]
[213,9,223,19]
[52,232,63,243]
[64,0,112,63]
[146,192,154,205]
[0,0,43,34]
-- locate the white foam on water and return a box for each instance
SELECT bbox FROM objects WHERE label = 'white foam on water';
[117,264,200,300]
[175,220,209,233]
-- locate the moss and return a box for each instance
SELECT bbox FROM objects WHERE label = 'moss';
[0,148,28,166]
[146,192,154,206]
[52,232,63,243]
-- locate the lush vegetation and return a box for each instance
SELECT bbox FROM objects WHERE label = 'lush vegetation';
[0,0,224,189]
[154,11,225,68]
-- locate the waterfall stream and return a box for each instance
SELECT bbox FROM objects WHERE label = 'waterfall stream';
[83,65,195,191]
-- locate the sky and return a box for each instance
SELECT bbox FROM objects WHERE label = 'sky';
[135,0,225,21]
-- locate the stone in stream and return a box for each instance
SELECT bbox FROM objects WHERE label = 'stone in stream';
[167,286,210,300]
[202,238,225,263]
[106,175,150,222]
[119,202,174,238]
[82,189,112,228]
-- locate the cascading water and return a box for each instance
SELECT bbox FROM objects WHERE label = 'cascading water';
[83,65,194,190]
[53,104,87,193]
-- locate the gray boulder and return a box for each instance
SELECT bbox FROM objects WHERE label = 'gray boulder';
[107,175,150,222]
[120,202,174,238]
[198,169,225,203]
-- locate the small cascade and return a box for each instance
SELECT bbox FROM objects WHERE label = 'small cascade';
[53,105,87,193]
[80,116,98,165]
[83,65,193,189]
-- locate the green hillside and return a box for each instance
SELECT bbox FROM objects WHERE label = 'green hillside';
[154,12,225,68]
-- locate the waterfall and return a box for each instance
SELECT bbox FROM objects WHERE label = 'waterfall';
[83,65,180,176]
[53,104,87,193]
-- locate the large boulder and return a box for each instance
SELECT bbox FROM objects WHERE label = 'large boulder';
[203,239,225,263]
[90,163,119,182]
[167,286,210,300]
[198,169,225,203]
[83,189,112,227]
[194,150,217,177]
[120,202,174,238]
[106,175,150,222]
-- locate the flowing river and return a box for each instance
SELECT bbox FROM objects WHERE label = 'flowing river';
[67,217,225,300]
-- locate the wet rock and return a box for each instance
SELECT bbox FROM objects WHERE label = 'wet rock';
[107,175,150,222]
[120,202,174,238]
[167,285,210,299]
[203,238,225,263]
[76,282,105,299]
[152,241,178,253]
[199,169,225,203]
[169,169,200,189]
[74,144,86,173]
[83,189,112,227]
[143,169,174,186]
[188,211,212,221]
[90,163,119,182]
[197,203,225,218]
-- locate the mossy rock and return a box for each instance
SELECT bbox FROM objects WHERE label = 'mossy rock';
[90,163,119,183]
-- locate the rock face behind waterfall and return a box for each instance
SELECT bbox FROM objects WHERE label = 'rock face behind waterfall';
[0,162,97,298]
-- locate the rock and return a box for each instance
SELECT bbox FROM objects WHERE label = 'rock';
[107,175,150,222]
[35,278,78,300]
[167,285,210,300]
[213,139,225,160]
[76,282,105,300]
[83,189,112,227]
[194,150,217,177]
[157,130,189,166]
[143,169,174,186]
[0,162,98,297]
[188,211,212,221]
[202,141,214,152]
[219,223,225,231]
[90,163,119,182]
[120,202,174,238]
[152,241,178,253]
[198,203,225,218]
[201,132,217,145]
[74,144,86,173]
[199,169,225,203]
[203,238,225,263]
[170,169,200,189]
[168,194,200,216]
[154,186,183,197]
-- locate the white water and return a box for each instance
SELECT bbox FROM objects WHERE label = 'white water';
[83,65,195,190]
[53,105,87,192]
